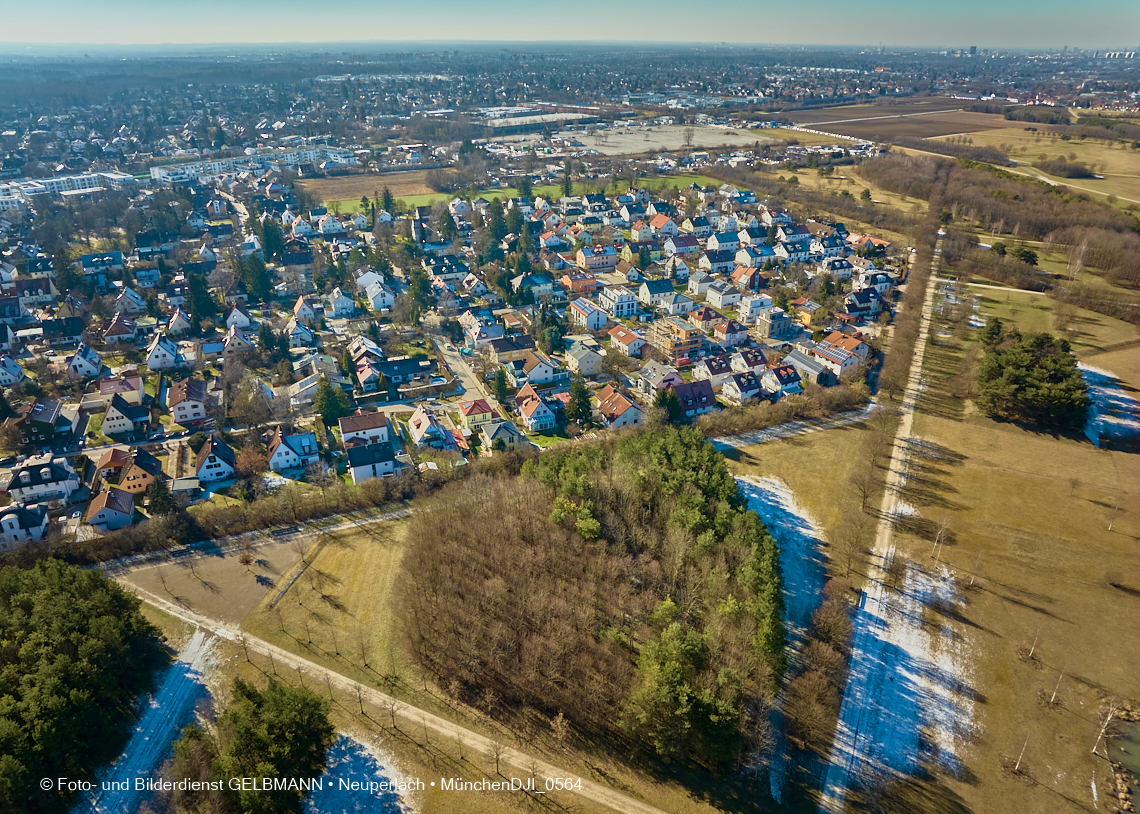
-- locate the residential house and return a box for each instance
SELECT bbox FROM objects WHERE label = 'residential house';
[730,265,764,292]
[167,378,208,425]
[663,255,691,281]
[406,406,451,448]
[328,287,356,318]
[738,292,774,324]
[267,427,320,471]
[506,352,561,387]
[735,245,775,268]
[113,447,166,494]
[575,244,618,271]
[4,454,79,504]
[86,488,135,532]
[15,277,56,309]
[194,435,236,483]
[167,308,192,335]
[754,307,796,340]
[223,325,256,358]
[635,360,684,396]
[687,271,714,298]
[595,384,643,429]
[102,394,149,436]
[608,325,646,358]
[489,334,538,364]
[561,272,600,297]
[698,250,736,275]
[102,313,136,344]
[670,380,716,419]
[566,344,602,378]
[820,331,871,363]
[41,317,84,346]
[681,216,712,237]
[649,214,678,237]
[283,317,316,349]
[663,235,701,257]
[146,332,183,370]
[6,399,69,449]
[706,280,742,310]
[660,292,696,316]
[761,363,804,397]
[511,272,555,299]
[114,287,146,315]
[459,399,495,430]
[339,410,392,447]
[568,299,608,332]
[784,348,834,386]
[853,271,894,297]
[638,279,675,308]
[712,318,749,348]
[844,289,883,319]
[293,296,317,324]
[0,505,48,550]
[810,343,861,379]
[646,316,701,365]
[0,354,24,387]
[518,394,556,432]
[722,371,763,405]
[347,443,398,483]
[481,421,526,454]
[598,286,638,319]
[730,348,768,376]
[775,241,812,264]
[689,304,725,333]
[224,301,253,330]
[365,280,395,312]
[706,231,740,253]
[93,376,144,407]
[692,354,734,389]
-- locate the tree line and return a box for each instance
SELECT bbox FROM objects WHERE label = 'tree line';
[398,427,787,771]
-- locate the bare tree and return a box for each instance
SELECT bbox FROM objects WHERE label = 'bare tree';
[354,625,371,668]
[487,741,506,775]
[930,515,953,560]
[835,515,873,577]
[550,712,569,749]
[849,464,876,513]
[1068,476,1081,497]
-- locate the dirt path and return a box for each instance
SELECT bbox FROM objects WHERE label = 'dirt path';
[122,586,671,814]
[817,234,941,813]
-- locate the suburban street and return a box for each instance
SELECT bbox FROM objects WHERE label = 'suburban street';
[817,234,942,813]
[430,336,499,410]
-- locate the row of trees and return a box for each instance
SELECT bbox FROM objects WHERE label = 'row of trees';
[399,428,786,769]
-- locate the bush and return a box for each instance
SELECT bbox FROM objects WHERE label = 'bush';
[1034,159,1095,179]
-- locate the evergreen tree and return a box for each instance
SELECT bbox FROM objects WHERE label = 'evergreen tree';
[146,478,177,515]
[53,249,84,295]
[187,273,217,331]
[493,367,509,404]
[241,254,272,302]
[261,219,285,261]
[312,376,351,426]
[565,376,592,424]
[516,176,533,199]
[653,387,683,424]
[561,161,573,198]
[486,199,507,242]
[638,246,652,271]
[382,186,394,213]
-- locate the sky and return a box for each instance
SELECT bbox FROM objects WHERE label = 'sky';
[2,0,1137,49]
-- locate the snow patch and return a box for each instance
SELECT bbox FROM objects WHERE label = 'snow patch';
[305,734,412,813]
[1079,364,1140,448]
[738,476,829,803]
[895,503,920,518]
[828,562,978,796]
[78,629,216,814]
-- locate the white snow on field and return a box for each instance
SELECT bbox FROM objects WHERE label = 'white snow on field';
[78,629,215,814]
[738,477,829,802]
[1079,364,1140,447]
[305,734,412,813]
[828,561,977,799]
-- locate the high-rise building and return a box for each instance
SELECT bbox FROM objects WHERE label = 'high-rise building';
[969,45,977,56]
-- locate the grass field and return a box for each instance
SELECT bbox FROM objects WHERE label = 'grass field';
[298,169,447,208]
[787,101,1028,141]
[320,173,726,212]
[883,284,1140,814]
[937,127,1140,205]
[722,417,897,584]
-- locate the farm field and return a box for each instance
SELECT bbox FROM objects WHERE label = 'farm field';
[936,126,1140,205]
[298,169,451,208]
[579,123,778,156]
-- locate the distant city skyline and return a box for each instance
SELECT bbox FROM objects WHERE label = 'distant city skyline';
[2,0,1137,50]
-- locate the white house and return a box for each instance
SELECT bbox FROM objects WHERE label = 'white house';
[519,395,556,432]
[146,332,183,370]
[598,286,638,318]
[638,279,675,308]
[0,354,25,386]
[283,317,316,349]
[738,292,774,324]
[102,394,149,436]
[0,505,48,550]
[365,280,395,312]
[5,454,80,504]
[339,410,391,448]
[85,488,135,532]
[224,301,253,330]
[293,296,317,324]
[328,287,356,318]
[706,280,742,310]
[114,287,147,315]
[347,442,397,484]
[194,435,236,483]
[568,299,608,332]
[167,377,207,425]
[266,427,320,472]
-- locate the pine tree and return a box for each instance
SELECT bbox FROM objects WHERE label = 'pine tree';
[312,376,351,426]
[565,376,592,424]
[494,367,509,404]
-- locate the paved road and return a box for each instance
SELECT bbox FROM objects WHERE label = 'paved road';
[123,584,670,814]
[817,234,941,813]
[430,337,500,411]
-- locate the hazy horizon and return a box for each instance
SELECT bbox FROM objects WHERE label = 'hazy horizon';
[2,0,1137,52]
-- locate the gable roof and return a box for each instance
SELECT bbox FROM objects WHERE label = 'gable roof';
[194,435,235,472]
[459,398,493,417]
[86,487,134,521]
[168,377,206,407]
[338,409,389,435]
